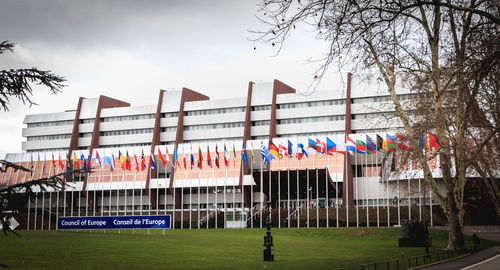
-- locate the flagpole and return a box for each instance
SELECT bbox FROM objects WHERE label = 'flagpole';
[208,145,212,229]
[297,137,300,228]
[197,144,201,229]
[214,144,218,229]
[354,147,359,228]
[386,152,390,227]
[224,143,228,228]
[375,144,379,227]
[365,145,369,227]
[241,143,244,229]
[250,143,254,229]
[345,134,349,228]
[48,154,53,230]
[27,155,31,230]
[42,153,46,230]
[287,145,290,229]
[189,145,193,229]
[260,144,263,229]
[278,142,281,229]
[232,143,236,228]
[326,146,329,228]
[131,150,136,219]
[397,155,401,226]
[315,143,319,228]
[268,147,272,227]
[182,146,186,229]
[171,146,176,230]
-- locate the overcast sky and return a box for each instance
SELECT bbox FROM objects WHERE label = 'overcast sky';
[0,0,347,157]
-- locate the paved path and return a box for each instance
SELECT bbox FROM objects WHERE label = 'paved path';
[415,246,500,269]
[416,226,500,270]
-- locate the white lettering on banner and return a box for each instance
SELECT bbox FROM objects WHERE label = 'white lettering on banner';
[142,219,166,226]
[113,219,134,226]
[61,220,80,226]
[88,220,107,226]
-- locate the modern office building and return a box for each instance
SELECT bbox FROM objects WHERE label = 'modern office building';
[1,74,465,230]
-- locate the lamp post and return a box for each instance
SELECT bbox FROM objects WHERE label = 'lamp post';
[263,201,274,261]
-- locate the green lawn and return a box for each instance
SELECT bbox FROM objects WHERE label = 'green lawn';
[0,228,496,269]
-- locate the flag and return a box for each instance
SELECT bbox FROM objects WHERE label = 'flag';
[183,152,187,170]
[396,133,409,151]
[308,138,317,155]
[190,147,194,169]
[50,154,56,174]
[198,146,203,169]
[260,141,274,164]
[118,151,126,169]
[104,155,114,171]
[346,136,356,154]
[316,138,326,154]
[428,132,439,150]
[66,154,71,173]
[165,147,172,165]
[149,152,157,171]
[141,150,147,171]
[269,141,280,158]
[232,144,237,166]
[355,139,366,154]
[215,145,220,168]
[366,135,377,155]
[175,146,180,169]
[158,148,167,167]
[326,137,336,155]
[207,145,212,168]
[386,134,397,152]
[223,144,229,167]
[73,153,80,169]
[87,154,92,170]
[287,140,294,157]
[241,143,248,165]
[133,154,141,171]
[58,154,65,170]
[80,154,86,171]
[95,151,102,167]
[335,139,346,154]
[297,143,308,160]
[112,153,116,168]
[376,135,385,151]
[251,142,255,163]
[418,134,426,149]
[278,144,288,159]
[124,151,131,170]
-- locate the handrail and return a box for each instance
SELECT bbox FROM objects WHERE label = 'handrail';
[286,204,304,220]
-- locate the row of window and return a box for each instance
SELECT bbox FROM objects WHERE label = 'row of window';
[184,122,245,131]
[161,127,177,133]
[100,128,154,136]
[80,119,95,124]
[352,94,412,104]
[27,120,74,128]
[276,131,343,138]
[252,105,271,111]
[185,107,245,116]
[182,187,241,194]
[26,147,68,153]
[101,114,155,122]
[277,115,345,125]
[278,99,345,109]
[79,132,92,138]
[161,112,179,118]
[27,134,72,141]
[352,112,396,120]
[100,143,150,148]
[252,120,270,126]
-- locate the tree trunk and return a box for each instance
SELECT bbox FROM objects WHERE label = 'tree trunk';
[447,189,465,250]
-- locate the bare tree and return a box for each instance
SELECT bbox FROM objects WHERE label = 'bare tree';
[253,0,499,250]
[0,41,65,111]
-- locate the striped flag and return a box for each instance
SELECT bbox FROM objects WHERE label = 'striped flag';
[346,136,356,154]
[297,143,308,160]
[207,145,212,168]
[215,145,220,168]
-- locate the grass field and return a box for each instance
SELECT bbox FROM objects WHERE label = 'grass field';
[0,228,496,270]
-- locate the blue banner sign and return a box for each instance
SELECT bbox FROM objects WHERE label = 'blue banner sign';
[57,215,170,230]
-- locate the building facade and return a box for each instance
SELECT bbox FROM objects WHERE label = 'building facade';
[1,74,451,230]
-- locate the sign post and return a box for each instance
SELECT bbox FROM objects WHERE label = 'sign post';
[57,215,171,230]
